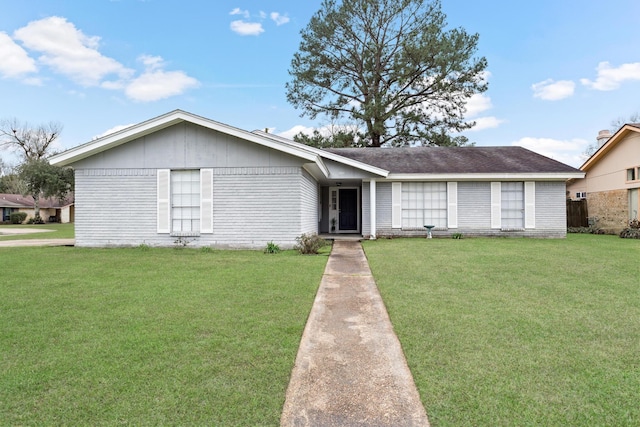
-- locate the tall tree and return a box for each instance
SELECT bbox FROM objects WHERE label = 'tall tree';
[294,129,358,148]
[17,159,74,221]
[286,0,487,147]
[0,118,63,161]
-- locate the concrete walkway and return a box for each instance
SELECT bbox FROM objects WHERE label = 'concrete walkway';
[281,240,429,427]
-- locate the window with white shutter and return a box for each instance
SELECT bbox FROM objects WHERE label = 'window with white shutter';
[157,169,214,236]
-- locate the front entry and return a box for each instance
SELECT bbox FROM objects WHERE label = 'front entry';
[339,188,358,231]
[328,187,360,233]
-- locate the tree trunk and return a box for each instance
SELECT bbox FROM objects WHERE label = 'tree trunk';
[32,193,40,220]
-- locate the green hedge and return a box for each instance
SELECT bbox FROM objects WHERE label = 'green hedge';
[9,212,27,224]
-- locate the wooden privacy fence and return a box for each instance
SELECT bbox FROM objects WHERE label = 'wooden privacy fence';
[567,199,588,227]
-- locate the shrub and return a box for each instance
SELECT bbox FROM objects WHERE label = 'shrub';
[567,216,604,234]
[619,218,640,239]
[452,233,463,239]
[9,212,27,224]
[26,215,45,224]
[294,233,328,255]
[264,241,281,254]
[173,236,193,248]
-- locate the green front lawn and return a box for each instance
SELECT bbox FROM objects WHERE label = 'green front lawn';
[0,223,74,240]
[363,235,640,426]
[0,246,328,425]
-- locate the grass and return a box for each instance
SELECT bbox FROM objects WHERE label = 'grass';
[362,235,640,426]
[0,245,329,425]
[0,223,74,240]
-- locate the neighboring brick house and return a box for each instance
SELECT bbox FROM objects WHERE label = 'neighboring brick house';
[567,124,640,233]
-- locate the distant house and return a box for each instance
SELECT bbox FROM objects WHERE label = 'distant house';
[567,124,640,233]
[0,194,75,223]
[49,110,583,248]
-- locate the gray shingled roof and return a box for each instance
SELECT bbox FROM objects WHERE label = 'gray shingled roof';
[324,146,581,174]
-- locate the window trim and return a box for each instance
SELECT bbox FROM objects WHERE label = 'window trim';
[491,181,535,230]
[400,182,448,229]
[157,168,213,235]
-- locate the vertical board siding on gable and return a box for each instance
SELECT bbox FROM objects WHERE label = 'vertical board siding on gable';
[71,122,307,170]
[457,182,492,228]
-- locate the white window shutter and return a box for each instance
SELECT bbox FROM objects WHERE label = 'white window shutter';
[200,169,213,234]
[157,169,171,233]
[447,182,458,229]
[491,182,501,229]
[525,181,535,228]
[391,182,402,228]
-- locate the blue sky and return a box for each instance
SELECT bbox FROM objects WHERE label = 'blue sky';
[1,0,640,167]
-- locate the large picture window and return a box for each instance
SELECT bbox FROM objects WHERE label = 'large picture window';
[171,170,200,233]
[401,182,447,228]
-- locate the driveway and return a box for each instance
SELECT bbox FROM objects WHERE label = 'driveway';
[0,239,75,247]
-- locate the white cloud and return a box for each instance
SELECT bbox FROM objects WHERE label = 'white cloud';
[0,31,37,78]
[531,79,575,100]
[468,116,505,131]
[278,125,315,140]
[8,17,198,102]
[229,8,250,19]
[93,124,135,140]
[580,61,640,91]
[465,93,492,117]
[13,16,133,86]
[463,90,505,132]
[270,12,290,26]
[124,55,200,102]
[511,136,587,167]
[230,20,264,36]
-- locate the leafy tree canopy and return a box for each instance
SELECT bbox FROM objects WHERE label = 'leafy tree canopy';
[17,159,74,219]
[287,0,487,147]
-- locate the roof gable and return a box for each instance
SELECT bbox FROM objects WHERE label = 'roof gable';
[49,110,327,174]
[580,124,640,171]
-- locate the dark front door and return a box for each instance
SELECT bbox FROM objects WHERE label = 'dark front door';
[339,188,358,231]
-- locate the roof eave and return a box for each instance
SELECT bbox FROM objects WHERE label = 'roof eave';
[384,172,585,181]
[253,130,389,178]
[50,110,322,167]
[580,124,640,171]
